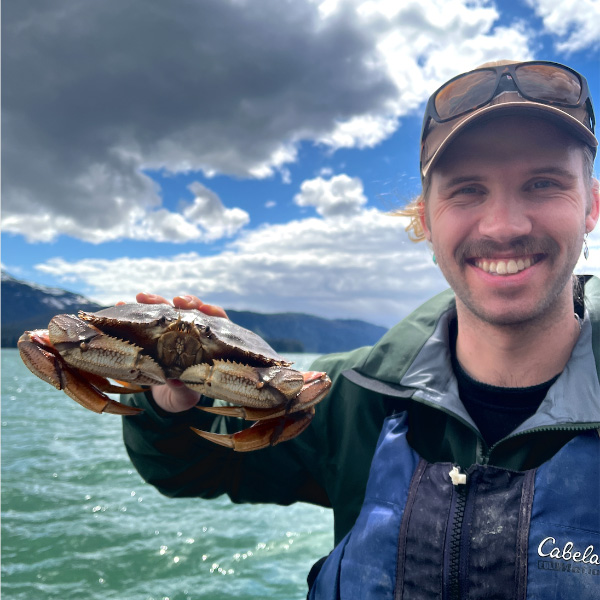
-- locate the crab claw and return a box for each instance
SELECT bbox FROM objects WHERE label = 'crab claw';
[197,370,330,420]
[190,369,331,451]
[179,360,306,407]
[18,330,143,416]
[48,314,166,386]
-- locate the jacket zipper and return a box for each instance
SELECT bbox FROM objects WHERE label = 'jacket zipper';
[445,466,468,600]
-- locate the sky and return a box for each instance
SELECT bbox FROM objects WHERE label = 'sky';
[2,0,600,328]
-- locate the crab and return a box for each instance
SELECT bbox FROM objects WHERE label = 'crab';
[18,303,331,452]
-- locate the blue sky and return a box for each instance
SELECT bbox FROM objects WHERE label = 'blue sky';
[3,0,600,327]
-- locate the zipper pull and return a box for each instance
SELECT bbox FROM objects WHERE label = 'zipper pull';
[449,466,467,486]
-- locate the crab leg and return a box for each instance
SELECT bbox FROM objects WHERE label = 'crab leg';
[18,330,142,416]
[191,408,316,452]
[84,372,148,395]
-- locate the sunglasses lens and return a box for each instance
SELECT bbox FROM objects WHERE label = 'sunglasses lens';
[434,70,498,120]
[514,64,582,105]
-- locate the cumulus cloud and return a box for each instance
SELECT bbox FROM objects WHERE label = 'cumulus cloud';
[294,174,367,217]
[184,183,250,240]
[2,181,248,244]
[34,208,449,327]
[3,0,535,243]
[525,0,600,54]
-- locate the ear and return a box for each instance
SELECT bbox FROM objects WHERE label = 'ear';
[585,178,600,234]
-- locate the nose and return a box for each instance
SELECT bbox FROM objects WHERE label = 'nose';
[477,195,533,242]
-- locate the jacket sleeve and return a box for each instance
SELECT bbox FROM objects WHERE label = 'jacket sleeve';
[120,351,357,508]
[120,346,376,510]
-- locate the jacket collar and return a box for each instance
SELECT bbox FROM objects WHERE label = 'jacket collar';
[345,277,600,430]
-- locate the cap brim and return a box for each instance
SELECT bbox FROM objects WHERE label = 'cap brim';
[421,98,598,179]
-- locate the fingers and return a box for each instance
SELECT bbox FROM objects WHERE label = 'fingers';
[198,303,228,319]
[173,295,228,319]
[172,294,204,310]
[136,292,171,305]
[128,292,227,319]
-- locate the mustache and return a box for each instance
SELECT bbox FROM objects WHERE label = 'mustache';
[455,236,559,264]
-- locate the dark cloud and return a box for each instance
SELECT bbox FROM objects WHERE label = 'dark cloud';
[3,0,396,238]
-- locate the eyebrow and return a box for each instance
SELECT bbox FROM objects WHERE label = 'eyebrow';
[526,166,578,180]
[439,175,484,191]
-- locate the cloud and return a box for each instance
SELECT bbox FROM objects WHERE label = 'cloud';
[184,182,250,240]
[3,0,535,243]
[33,207,450,328]
[1,181,248,244]
[294,174,367,216]
[525,0,600,54]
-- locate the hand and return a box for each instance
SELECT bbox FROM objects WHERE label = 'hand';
[134,292,228,413]
[135,292,228,319]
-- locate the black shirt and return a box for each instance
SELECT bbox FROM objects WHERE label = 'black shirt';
[450,322,559,447]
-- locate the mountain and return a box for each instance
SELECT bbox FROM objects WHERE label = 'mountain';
[225,309,387,354]
[1,272,104,347]
[1,271,388,352]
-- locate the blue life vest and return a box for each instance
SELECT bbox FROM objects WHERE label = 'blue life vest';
[309,412,600,599]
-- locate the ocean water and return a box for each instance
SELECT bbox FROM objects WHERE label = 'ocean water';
[2,349,334,600]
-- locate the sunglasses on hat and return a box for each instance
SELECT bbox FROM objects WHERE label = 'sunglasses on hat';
[420,61,597,179]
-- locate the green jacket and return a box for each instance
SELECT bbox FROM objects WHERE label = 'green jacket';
[122,276,600,546]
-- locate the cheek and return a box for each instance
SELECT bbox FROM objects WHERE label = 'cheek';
[543,206,585,237]
[428,208,475,250]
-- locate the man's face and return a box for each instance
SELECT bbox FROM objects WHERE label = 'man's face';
[421,115,599,328]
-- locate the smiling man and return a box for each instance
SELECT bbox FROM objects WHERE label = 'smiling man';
[424,115,598,388]
[121,61,600,599]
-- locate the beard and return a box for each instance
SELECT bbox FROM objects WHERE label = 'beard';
[436,234,580,329]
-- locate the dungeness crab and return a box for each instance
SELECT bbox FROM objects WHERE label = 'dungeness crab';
[18,303,331,451]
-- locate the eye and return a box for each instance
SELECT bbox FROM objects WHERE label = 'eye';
[449,185,485,201]
[531,179,556,190]
[456,186,480,194]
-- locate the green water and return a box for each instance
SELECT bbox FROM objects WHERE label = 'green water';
[2,349,333,599]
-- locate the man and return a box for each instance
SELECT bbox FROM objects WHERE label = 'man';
[123,60,600,598]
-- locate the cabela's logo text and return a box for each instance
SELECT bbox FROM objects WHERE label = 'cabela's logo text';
[538,537,599,565]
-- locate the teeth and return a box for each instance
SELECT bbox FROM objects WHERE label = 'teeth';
[475,257,534,275]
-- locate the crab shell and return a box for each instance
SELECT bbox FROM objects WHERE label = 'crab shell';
[76,303,293,377]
